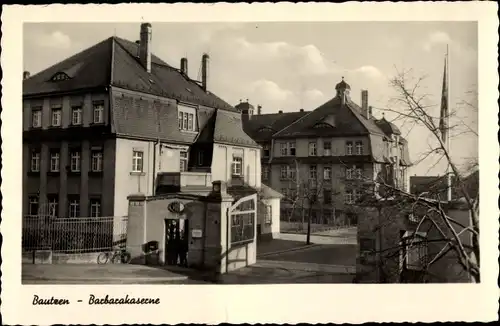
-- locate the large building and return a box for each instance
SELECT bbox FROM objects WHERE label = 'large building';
[238,78,412,225]
[22,23,274,223]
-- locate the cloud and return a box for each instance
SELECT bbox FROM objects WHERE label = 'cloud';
[250,79,294,102]
[34,31,72,49]
[423,31,452,52]
[353,65,385,81]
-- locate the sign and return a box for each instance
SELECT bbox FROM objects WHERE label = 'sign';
[168,201,185,214]
[191,229,203,238]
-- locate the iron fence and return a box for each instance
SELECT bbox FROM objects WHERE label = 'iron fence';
[22,215,128,254]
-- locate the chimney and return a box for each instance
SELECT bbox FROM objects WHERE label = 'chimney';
[361,90,369,119]
[368,106,373,117]
[202,53,209,92]
[180,57,188,76]
[278,110,283,114]
[139,23,152,73]
[300,109,304,112]
[23,71,30,80]
[257,105,262,115]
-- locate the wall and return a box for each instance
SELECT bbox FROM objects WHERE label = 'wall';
[356,199,474,283]
[23,92,114,217]
[114,138,181,217]
[211,144,261,188]
[23,92,110,132]
[273,136,370,158]
[259,197,281,238]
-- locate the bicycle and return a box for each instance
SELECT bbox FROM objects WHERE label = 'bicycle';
[97,247,132,264]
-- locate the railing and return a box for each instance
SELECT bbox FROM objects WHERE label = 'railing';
[22,216,128,254]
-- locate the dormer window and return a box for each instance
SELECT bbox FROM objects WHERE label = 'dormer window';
[177,105,197,132]
[51,72,70,82]
[258,126,274,133]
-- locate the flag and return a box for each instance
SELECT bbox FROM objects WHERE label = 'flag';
[439,53,449,143]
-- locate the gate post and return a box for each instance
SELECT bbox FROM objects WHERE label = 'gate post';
[204,181,233,274]
[127,193,147,264]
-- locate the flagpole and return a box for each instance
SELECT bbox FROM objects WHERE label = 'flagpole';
[446,44,452,202]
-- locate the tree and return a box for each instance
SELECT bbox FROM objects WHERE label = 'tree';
[280,159,341,245]
[353,67,479,283]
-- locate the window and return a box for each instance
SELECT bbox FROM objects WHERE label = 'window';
[289,142,296,156]
[323,141,332,156]
[50,151,60,172]
[230,197,255,244]
[262,166,269,180]
[91,151,103,172]
[232,155,242,176]
[28,196,39,216]
[264,205,272,224]
[180,151,188,172]
[263,144,270,157]
[71,106,82,125]
[346,141,353,155]
[47,195,58,217]
[132,150,144,172]
[51,107,62,127]
[30,151,40,172]
[68,197,80,218]
[280,143,287,156]
[187,114,193,131]
[93,101,104,124]
[309,142,317,156]
[323,189,332,204]
[355,141,363,155]
[90,198,101,217]
[178,111,195,131]
[309,165,317,180]
[289,188,297,201]
[32,109,42,128]
[344,190,353,204]
[280,165,288,180]
[346,166,353,180]
[400,231,428,271]
[70,150,81,172]
[289,167,296,181]
[324,166,332,180]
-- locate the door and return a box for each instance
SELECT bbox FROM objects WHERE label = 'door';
[164,219,189,266]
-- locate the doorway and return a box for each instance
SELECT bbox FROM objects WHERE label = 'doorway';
[164,218,189,266]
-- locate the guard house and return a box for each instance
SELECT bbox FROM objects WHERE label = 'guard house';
[22,22,282,272]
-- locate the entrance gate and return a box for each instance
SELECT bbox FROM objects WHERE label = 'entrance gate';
[164,218,189,266]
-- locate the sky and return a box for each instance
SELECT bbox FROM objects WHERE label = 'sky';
[23,22,478,177]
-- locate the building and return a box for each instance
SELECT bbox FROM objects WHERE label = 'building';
[22,23,280,222]
[410,169,479,201]
[238,78,412,226]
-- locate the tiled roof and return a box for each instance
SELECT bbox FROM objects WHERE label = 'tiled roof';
[23,38,113,96]
[242,111,309,142]
[375,117,402,136]
[213,110,259,147]
[273,96,385,138]
[23,34,257,148]
[409,170,478,200]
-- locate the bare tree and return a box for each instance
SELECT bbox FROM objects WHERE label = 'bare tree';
[280,159,341,245]
[352,67,479,283]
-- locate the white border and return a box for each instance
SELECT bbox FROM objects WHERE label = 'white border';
[1,2,499,324]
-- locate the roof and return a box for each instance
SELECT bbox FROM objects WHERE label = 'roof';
[24,34,258,148]
[260,183,284,199]
[242,111,310,142]
[273,96,385,138]
[375,117,402,136]
[409,170,479,200]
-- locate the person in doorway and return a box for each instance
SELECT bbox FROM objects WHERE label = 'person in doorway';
[167,226,176,265]
[178,234,188,267]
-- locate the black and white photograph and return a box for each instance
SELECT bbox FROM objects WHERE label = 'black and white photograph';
[1,2,498,325]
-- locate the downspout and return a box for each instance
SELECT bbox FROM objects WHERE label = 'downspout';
[152,140,158,195]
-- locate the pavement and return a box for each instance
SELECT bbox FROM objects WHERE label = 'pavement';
[23,227,357,285]
[22,263,198,284]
